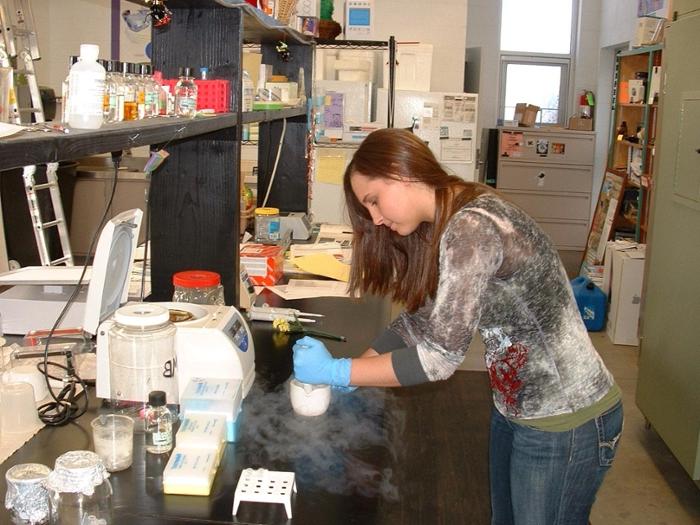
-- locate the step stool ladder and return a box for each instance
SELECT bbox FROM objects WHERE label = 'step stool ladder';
[3,0,44,123]
[3,0,73,267]
[22,162,74,266]
[0,1,20,123]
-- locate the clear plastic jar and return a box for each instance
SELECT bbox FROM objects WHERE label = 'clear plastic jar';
[108,304,178,411]
[46,451,112,524]
[254,207,280,243]
[5,463,51,524]
[172,270,225,305]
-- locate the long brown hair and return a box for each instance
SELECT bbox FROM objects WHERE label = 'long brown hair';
[343,128,492,312]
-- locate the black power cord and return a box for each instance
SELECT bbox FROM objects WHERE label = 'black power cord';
[38,151,122,426]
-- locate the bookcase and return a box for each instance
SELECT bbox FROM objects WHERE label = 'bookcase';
[607,44,663,243]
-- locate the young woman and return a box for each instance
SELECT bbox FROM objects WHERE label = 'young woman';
[293,128,622,524]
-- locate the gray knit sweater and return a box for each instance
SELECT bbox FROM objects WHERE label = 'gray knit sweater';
[371,193,614,419]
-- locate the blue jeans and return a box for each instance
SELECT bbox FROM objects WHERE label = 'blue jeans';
[489,401,623,525]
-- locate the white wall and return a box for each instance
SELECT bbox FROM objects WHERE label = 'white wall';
[590,0,638,217]
[572,0,602,113]
[465,0,500,141]
[332,0,467,92]
[599,0,638,47]
[32,0,112,94]
[30,0,150,96]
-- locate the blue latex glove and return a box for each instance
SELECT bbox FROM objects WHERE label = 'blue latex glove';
[292,336,352,387]
[332,385,358,393]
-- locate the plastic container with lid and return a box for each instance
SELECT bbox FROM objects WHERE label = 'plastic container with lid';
[172,270,225,305]
[5,463,52,524]
[108,304,178,409]
[570,276,607,332]
[254,207,281,243]
[46,451,112,524]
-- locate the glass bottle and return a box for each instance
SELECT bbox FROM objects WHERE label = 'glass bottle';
[152,70,169,116]
[617,120,628,140]
[46,451,112,525]
[112,61,125,122]
[144,390,173,454]
[134,64,147,119]
[101,59,120,124]
[175,67,198,117]
[140,64,158,118]
[121,62,137,121]
[241,69,254,140]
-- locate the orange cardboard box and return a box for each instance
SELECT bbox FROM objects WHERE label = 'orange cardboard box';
[240,243,285,286]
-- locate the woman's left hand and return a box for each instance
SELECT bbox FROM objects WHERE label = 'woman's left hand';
[292,336,352,387]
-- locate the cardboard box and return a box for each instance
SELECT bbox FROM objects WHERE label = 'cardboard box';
[632,16,664,47]
[606,244,646,346]
[568,116,593,131]
[240,243,285,286]
[513,103,540,127]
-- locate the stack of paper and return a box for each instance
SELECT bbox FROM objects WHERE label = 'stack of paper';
[267,279,352,300]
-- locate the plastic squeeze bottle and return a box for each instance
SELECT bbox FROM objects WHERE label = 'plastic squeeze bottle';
[67,44,106,129]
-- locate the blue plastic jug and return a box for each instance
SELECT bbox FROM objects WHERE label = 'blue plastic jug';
[570,276,607,331]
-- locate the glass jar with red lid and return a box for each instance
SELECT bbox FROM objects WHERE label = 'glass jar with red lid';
[172,270,225,305]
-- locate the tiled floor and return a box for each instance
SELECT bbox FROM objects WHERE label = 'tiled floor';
[587,332,700,525]
[458,332,700,524]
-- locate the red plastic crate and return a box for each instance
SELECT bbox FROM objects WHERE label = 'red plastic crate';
[162,78,231,113]
[195,79,230,112]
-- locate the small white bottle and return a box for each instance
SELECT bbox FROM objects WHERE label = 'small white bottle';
[67,44,106,129]
[174,67,198,117]
[144,390,173,454]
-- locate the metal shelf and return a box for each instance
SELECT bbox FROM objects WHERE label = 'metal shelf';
[125,0,313,45]
[315,39,388,49]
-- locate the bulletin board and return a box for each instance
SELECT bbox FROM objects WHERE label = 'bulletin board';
[580,170,627,272]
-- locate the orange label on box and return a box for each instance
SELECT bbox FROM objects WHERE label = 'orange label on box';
[240,243,284,286]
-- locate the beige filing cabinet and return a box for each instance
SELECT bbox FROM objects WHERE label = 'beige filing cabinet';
[70,157,148,255]
[496,127,595,275]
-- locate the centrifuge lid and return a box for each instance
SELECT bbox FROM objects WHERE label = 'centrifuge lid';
[83,208,143,335]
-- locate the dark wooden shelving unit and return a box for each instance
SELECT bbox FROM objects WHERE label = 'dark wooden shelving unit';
[0,108,305,171]
[0,1,314,306]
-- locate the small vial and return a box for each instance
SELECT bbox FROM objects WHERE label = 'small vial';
[175,67,198,117]
[144,390,173,454]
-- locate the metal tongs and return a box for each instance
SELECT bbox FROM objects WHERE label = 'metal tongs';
[248,304,324,324]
